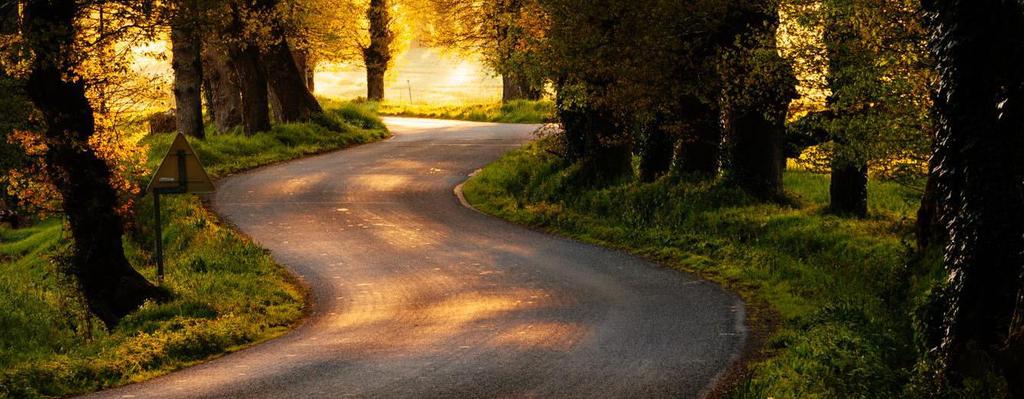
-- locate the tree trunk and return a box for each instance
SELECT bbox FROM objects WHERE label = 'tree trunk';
[264,37,322,122]
[674,100,722,176]
[637,122,674,182]
[366,67,385,102]
[727,107,787,198]
[22,0,164,329]
[502,72,542,102]
[228,41,271,135]
[555,85,631,182]
[0,0,16,34]
[722,2,797,200]
[922,0,1024,394]
[828,160,868,216]
[202,44,243,132]
[823,0,871,217]
[170,9,205,139]
[292,48,315,92]
[363,0,392,102]
[915,153,944,251]
[224,2,270,135]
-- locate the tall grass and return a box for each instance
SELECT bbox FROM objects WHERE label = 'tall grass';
[462,139,942,397]
[0,103,389,398]
[372,99,554,123]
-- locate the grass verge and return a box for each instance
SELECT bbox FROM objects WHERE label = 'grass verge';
[462,139,942,397]
[373,100,554,123]
[0,103,389,398]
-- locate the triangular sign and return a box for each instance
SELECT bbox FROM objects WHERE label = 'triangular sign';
[145,133,215,194]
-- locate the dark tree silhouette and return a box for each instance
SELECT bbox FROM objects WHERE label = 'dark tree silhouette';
[922,0,1024,394]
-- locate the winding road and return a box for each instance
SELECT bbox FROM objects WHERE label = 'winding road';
[88,118,746,398]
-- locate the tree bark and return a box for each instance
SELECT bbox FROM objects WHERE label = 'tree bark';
[722,1,797,200]
[22,0,164,329]
[292,48,315,92]
[922,0,1024,394]
[915,152,944,251]
[637,122,674,182]
[555,84,632,182]
[0,0,16,34]
[363,0,392,102]
[264,37,322,122]
[202,44,243,132]
[502,72,542,102]
[228,41,270,135]
[828,160,868,216]
[170,5,205,139]
[674,100,722,176]
[823,0,871,217]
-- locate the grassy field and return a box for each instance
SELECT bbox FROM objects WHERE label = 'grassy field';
[462,139,942,397]
[0,104,388,398]
[373,100,555,123]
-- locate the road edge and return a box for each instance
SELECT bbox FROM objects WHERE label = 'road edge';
[453,169,760,399]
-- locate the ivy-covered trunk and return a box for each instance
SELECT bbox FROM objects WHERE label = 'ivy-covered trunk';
[922,0,1024,395]
[22,0,165,329]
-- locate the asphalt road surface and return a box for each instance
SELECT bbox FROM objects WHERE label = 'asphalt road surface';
[87,118,746,398]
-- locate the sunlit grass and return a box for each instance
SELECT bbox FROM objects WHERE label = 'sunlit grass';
[372,100,554,124]
[0,103,389,398]
[462,139,941,397]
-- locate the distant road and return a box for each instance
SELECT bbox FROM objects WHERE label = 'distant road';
[86,117,746,398]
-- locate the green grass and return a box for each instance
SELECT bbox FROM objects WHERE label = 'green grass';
[0,103,389,398]
[462,139,942,398]
[373,100,555,123]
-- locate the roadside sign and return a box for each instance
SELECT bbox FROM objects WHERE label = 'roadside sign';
[146,133,214,193]
[145,133,215,284]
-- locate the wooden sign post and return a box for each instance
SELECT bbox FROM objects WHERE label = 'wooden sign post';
[145,133,215,283]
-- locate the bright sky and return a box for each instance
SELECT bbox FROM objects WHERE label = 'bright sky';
[316,44,502,104]
[132,41,502,106]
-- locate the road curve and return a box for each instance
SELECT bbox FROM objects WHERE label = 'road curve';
[87,118,746,398]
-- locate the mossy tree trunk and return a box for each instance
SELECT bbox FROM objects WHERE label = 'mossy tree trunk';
[22,0,165,329]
